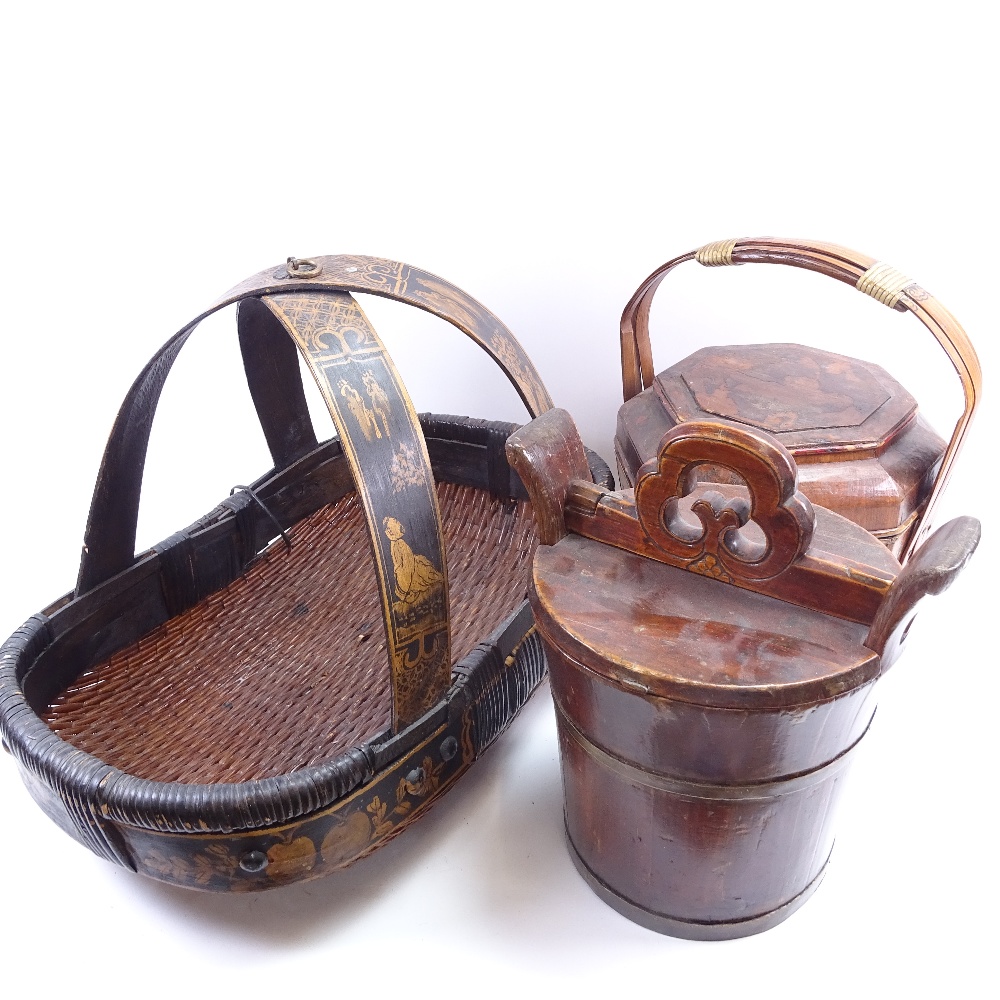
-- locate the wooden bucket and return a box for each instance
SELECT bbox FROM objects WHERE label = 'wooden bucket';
[508,408,979,939]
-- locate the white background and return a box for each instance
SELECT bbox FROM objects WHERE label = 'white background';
[0,3,995,997]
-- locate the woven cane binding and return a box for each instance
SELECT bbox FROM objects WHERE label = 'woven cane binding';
[45,482,536,784]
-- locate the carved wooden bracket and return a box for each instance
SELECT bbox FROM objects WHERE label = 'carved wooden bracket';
[509,410,905,625]
[865,515,981,669]
[633,421,815,583]
[506,408,591,546]
[510,409,978,661]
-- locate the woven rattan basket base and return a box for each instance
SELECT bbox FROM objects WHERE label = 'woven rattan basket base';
[2,414,612,890]
[44,482,535,785]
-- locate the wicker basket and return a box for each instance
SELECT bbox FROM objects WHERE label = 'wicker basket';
[0,255,611,891]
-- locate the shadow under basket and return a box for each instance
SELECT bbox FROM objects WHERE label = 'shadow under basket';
[3,415,609,890]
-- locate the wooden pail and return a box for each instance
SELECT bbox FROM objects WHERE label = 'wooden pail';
[508,408,979,939]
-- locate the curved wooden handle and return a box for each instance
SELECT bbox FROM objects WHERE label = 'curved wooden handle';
[866,515,980,670]
[79,287,451,731]
[237,297,321,469]
[71,257,555,733]
[260,290,452,729]
[227,255,553,422]
[620,237,981,562]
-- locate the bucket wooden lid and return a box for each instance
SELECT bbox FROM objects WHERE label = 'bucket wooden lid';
[531,534,881,709]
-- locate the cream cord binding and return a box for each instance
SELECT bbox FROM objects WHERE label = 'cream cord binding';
[857,262,913,308]
[695,239,739,267]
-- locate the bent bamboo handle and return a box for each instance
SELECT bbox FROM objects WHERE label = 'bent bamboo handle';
[619,238,981,562]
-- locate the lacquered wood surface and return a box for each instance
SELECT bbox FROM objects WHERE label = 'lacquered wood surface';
[866,515,982,669]
[505,407,591,545]
[537,578,876,934]
[533,537,879,709]
[512,409,903,626]
[76,255,554,597]
[572,459,898,623]
[656,344,917,451]
[616,343,948,553]
[557,710,851,931]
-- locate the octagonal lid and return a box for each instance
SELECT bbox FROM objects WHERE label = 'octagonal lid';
[654,344,917,455]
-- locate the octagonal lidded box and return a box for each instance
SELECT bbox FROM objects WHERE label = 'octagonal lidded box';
[616,342,946,556]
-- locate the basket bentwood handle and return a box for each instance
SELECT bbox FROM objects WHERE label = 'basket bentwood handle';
[228,256,554,471]
[619,238,982,562]
[75,256,553,731]
[77,254,553,595]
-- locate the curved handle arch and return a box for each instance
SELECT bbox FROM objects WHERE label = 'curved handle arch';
[77,255,552,597]
[222,255,554,419]
[620,237,981,562]
[73,258,556,731]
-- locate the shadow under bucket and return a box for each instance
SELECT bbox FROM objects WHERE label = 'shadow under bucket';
[507,408,979,940]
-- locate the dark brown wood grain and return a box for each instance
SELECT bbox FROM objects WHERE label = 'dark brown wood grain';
[532,530,879,938]
[616,344,947,558]
[564,421,899,625]
[556,699,855,936]
[532,537,881,710]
